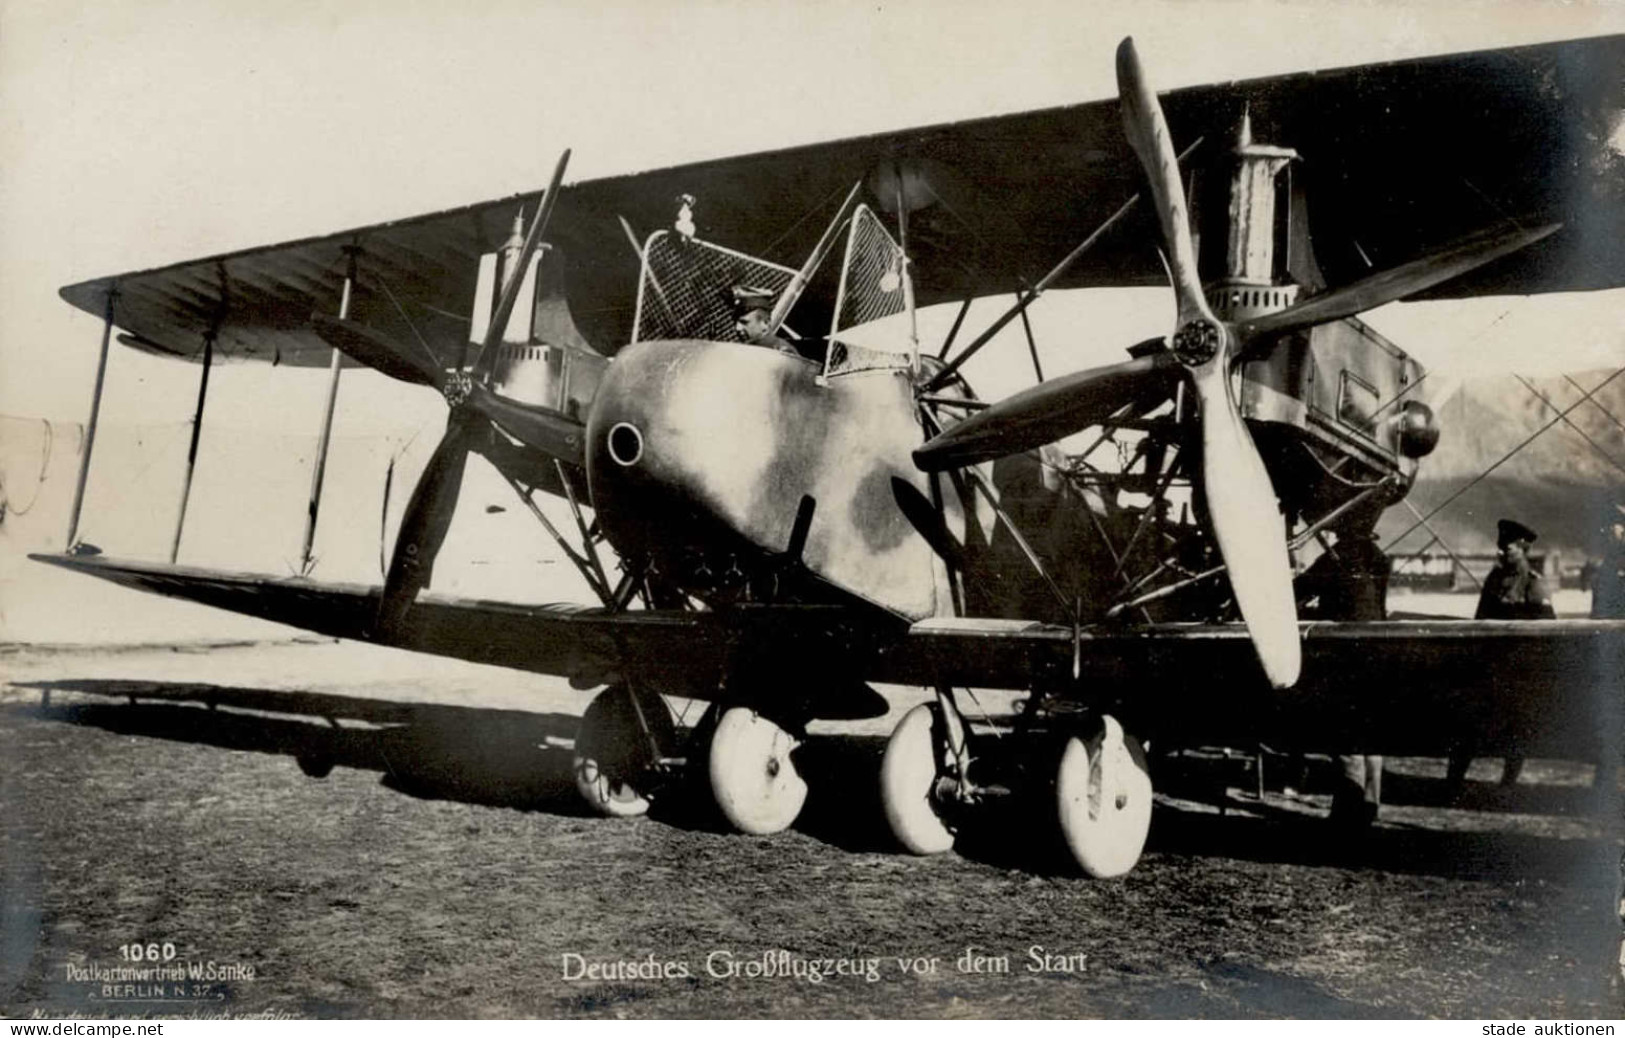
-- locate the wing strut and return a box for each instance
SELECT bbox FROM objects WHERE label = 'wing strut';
[555,457,612,599]
[893,167,922,377]
[1384,365,1625,552]
[497,469,615,606]
[65,287,117,549]
[1105,475,1398,619]
[298,245,358,576]
[170,327,216,564]
[922,137,1202,393]
[767,181,863,338]
[918,408,1072,617]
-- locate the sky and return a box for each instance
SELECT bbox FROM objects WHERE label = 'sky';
[4,0,1625,425]
[2,0,1624,639]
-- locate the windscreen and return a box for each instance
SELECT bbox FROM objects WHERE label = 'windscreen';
[824,205,912,378]
[631,231,797,345]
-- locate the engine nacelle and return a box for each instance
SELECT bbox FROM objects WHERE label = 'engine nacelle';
[469,223,606,422]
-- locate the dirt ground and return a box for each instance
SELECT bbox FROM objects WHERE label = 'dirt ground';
[0,639,1620,1019]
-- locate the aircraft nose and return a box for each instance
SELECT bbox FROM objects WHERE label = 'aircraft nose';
[584,338,789,562]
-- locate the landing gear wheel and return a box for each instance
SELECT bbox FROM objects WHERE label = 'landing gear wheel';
[573,685,673,818]
[1056,714,1153,878]
[708,707,807,835]
[295,752,334,779]
[881,703,956,854]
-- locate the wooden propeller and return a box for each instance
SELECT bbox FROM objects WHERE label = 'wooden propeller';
[1115,35,1301,688]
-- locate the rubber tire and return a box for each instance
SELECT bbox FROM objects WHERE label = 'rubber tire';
[1056,715,1152,878]
[295,752,334,779]
[880,703,955,854]
[573,685,672,818]
[708,707,807,835]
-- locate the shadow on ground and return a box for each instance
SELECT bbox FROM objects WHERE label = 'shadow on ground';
[14,678,591,815]
[10,679,1620,884]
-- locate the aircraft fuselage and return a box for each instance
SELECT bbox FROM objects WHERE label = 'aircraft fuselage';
[585,339,948,621]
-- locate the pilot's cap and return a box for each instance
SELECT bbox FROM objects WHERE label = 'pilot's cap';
[1497,518,1538,547]
[728,285,777,317]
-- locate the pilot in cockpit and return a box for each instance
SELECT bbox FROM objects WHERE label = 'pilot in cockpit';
[729,285,799,357]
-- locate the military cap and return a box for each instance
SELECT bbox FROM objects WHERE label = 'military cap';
[1496,518,1538,547]
[728,285,777,317]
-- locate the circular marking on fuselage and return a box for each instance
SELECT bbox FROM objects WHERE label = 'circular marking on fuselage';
[607,422,645,467]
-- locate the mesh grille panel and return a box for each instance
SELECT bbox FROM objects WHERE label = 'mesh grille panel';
[633,232,796,344]
[832,206,906,335]
[826,205,911,376]
[825,339,912,375]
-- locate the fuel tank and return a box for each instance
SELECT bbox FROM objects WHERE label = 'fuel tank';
[585,339,944,620]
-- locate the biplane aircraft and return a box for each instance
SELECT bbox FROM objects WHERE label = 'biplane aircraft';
[34,35,1625,877]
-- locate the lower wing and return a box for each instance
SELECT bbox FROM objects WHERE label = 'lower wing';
[33,552,1624,755]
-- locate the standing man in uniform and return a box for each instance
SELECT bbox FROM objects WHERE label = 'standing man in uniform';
[1447,518,1555,791]
[1475,518,1556,621]
[1297,528,1390,828]
[1590,505,1625,619]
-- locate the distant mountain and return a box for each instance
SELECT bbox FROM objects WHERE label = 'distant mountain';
[1376,368,1625,557]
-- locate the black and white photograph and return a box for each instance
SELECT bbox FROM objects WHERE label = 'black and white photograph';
[2,0,1623,1021]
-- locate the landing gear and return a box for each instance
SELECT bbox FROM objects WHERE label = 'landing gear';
[878,690,1154,877]
[880,703,957,854]
[573,684,675,817]
[881,689,976,854]
[572,685,809,833]
[707,707,807,835]
[1055,714,1152,878]
[295,752,335,779]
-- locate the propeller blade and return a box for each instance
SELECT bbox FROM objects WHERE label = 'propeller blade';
[1118,36,1297,686]
[311,312,443,388]
[466,383,586,468]
[376,411,478,635]
[1239,222,1561,348]
[1116,37,1213,331]
[465,148,572,378]
[1188,364,1301,688]
[914,353,1180,471]
[891,477,968,570]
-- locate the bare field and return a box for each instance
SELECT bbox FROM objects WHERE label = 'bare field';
[0,640,1621,1019]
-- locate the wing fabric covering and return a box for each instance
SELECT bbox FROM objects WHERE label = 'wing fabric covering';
[27,554,893,719]
[885,617,1625,758]
[31,553,1624,756]
[57,35,1625,371]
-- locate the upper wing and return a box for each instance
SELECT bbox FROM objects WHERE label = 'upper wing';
[64,196,529,370]
[59,34,1625,371]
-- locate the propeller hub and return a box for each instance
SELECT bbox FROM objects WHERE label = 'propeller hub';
[1172,318,1222,366]
[443,370,473,409]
